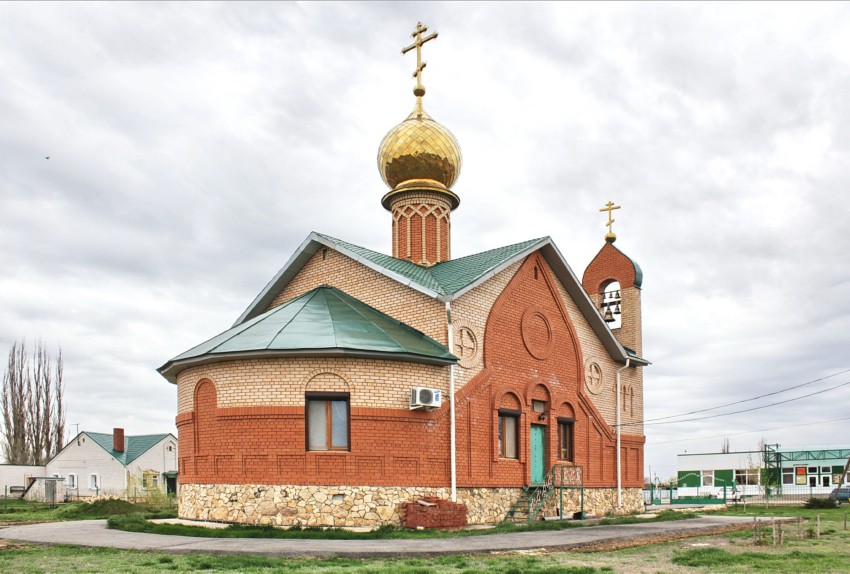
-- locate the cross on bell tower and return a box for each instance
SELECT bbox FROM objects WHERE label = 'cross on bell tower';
[599,201,621,243]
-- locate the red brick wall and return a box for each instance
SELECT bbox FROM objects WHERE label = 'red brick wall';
[582,242,638,294]
[177,252,643,488]
[453,253,643,488]
[390,193,451,266]
[401,497,467,528]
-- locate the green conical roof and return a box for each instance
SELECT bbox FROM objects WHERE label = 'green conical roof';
[159,286,455,382]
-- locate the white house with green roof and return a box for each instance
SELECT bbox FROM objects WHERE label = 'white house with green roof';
[45,428,177,498]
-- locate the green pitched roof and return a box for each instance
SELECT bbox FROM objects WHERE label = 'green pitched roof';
[316,233,547,297]
[160,286,456,382]
[213,231,648,374]
[86,432,171,466]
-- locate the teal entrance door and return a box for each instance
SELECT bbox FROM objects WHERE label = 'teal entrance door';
[530,424,546,484]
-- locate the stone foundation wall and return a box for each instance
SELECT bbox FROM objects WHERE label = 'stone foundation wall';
[179,484,644,527]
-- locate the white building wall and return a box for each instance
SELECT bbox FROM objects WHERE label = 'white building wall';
[23,478,66,503]
[678,452,762,472]
[0,465,45,495]
[124,436,178,494]
[46,434,127,496]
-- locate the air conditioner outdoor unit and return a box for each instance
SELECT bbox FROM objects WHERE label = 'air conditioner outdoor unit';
[410,387,442,410]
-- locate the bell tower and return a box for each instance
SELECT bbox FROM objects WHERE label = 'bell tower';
[377,22,462,267]
[582,202,643,356]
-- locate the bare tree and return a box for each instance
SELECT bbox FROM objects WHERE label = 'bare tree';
[721,437,731,453]
[1,340,66,465]
[2,342,30,464]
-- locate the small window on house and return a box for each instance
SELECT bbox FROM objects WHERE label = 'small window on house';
[66,473,76,489]
[532,400,546,413]
[307,394,350,451]
[142,471,159,489]
[701,470,714,487]
[89,474,99,490]
[558,419,574,461]
[167,445,173,452]
[498,411,519,459]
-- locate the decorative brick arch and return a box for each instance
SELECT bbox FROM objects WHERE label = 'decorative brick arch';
[494,389,522,411]
[301,369,352,396]
[559,401,576,419]
[193,379,217,454]
[525,381,553,407]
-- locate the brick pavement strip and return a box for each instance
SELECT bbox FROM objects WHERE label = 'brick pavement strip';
[0,516,767,558]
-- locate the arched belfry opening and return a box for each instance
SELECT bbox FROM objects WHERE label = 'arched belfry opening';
[601,281,622,329]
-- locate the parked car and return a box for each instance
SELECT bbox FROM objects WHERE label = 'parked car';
[828,486,850,504]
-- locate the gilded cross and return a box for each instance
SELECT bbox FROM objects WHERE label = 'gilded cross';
[402,22,438,97]
[599,201,621,242]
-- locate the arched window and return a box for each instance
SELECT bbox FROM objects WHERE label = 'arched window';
[601,281,622,329]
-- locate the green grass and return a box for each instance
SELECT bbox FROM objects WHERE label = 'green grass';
[107,509,694,540]
[0,498,176,523]
[0,545,615,574]
[5,506,850,573]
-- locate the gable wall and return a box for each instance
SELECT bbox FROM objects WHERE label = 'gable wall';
[130,437,178,475]
[451,260,522,391]
[267,248,447,346]
[46,435,126,496]
[451,252,644,488]
[450,254,643,438]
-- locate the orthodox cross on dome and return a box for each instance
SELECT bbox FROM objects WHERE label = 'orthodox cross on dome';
[401,22,438,98]
[599,201,621,243]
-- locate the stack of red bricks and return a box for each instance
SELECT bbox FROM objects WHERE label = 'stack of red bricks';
[401,497,468,529]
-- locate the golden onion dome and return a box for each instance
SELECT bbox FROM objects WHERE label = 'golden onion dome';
[378,99,462,208]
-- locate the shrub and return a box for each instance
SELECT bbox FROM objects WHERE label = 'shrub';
[106,513,150,532]
[804,497,837,509]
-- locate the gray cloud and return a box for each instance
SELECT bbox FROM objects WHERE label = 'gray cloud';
[2,2,849,477]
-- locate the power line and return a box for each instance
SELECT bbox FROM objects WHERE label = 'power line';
[622,379,850,428]
[647,415,850,446]
[642,367,850,424]
[612,367,850,429]
[640,379,850,427]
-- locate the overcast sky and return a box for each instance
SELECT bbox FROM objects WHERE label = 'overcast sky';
[2,2,849,479]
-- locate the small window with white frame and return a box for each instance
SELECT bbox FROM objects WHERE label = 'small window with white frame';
[66,473,76,489]
[701,470,714,487]
[89,474,99,490]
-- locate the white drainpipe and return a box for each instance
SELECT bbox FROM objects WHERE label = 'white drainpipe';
[446,302,457,502]
[616,358,630,507]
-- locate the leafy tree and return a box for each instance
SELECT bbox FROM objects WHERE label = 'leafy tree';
[1,340,66,464]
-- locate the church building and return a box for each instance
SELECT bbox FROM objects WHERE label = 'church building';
[158,24,649,526]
